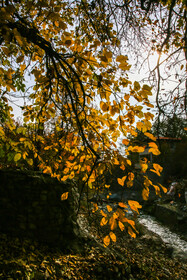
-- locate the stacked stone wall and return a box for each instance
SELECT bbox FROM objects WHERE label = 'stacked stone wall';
[0,170,80,250]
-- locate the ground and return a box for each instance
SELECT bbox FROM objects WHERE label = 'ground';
[0,214,187,280]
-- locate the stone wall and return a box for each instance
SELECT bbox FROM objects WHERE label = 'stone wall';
[0,169,81,250]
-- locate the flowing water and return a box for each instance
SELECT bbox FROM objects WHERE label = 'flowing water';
[138,214,187,253]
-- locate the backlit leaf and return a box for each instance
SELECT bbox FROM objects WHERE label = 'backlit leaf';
[103,235,110,247]
[107,205,113,212]
[100,217,108,226]
[128,226,136,238]
[142,188,149,200]
[109,231,116,242]
[61,192,69,201]
[118,221,125,231]
[128,200,142,213]
[117,176,126,186]
[159,183,168,193]
[109,216,117,230]
[118,202,127,208]
[14,153,21,162]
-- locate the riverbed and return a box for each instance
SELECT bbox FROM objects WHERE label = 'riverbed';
[138,213,187,254]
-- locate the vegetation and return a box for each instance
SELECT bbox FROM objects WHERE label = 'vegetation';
[0,0,186,247]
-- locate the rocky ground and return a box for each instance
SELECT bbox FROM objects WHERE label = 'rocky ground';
[0,213,187,280]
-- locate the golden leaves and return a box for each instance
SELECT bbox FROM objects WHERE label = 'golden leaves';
[150,163,163,176]
[109,231,116,242]
[118,221,125,231]
[118,202,127,208]
[128,226,136,238]
[116,55,128,63]
[61,192,69,201]
[122,139,129,146]
[100,101,109,112]
[43,166,52,174]
[142,188,149,200]
[106,205,113,212]
[159,183,167,193]
[109,216,117,231]
[148,142,160,155]
[103,232,116,247]
[103,235,110,247]
[134,81,141,91]
[100,210,107,217]
[144,132,156,141]
[128,200,142,214]
[128,146,145,153]
[14,153,22,162]
[117,176,127,186]
[92,203,98,213]
[100,217,108,226]
[116,55,130,70]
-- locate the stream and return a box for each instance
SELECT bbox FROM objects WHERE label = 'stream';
[138,214,187,254]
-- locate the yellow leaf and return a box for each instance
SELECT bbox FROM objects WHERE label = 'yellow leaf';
[109,231,116,242]
[142,188,149,200]
[61,192,69,200]
[22,152,27,159]
[153,184,161,196]
[128,172,134,181]
[125,218,136,229]
[61,175,69,181]
[149,148,160,155]
[109,216,117,231]
[114,158,120,165]
[103,235,110,247]
[159,183,168,193]
[105,184,110,188]
[148,142,158,148]
[128,226,136,238]
[117,176,126,186]
[134,81,140,91]
[100,210,107,217]
[118,202,127,208]
[100,217,108,226]
[128,200,142,213]
[118,221,125,231]
[14,153,21,162]
[128,146,145,153]
[107,205,113,212]
[126,159,131,166]
[119,62,131,71]
[116,55,128,63]
[122,139,129,145]
[27,158,33,166]
[140,162,148,173]
[43,166,52,174]
[113,211,119,219]
[20,64,26,72]
[92,203,98,213]
[54,20,59,27]
[100,101,109,112]
[184,127,187,131]
[153,163,163,173]
[144,132,156,141]
[120,164,126,171]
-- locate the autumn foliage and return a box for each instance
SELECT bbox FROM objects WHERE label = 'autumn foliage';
[0,0,168,245]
